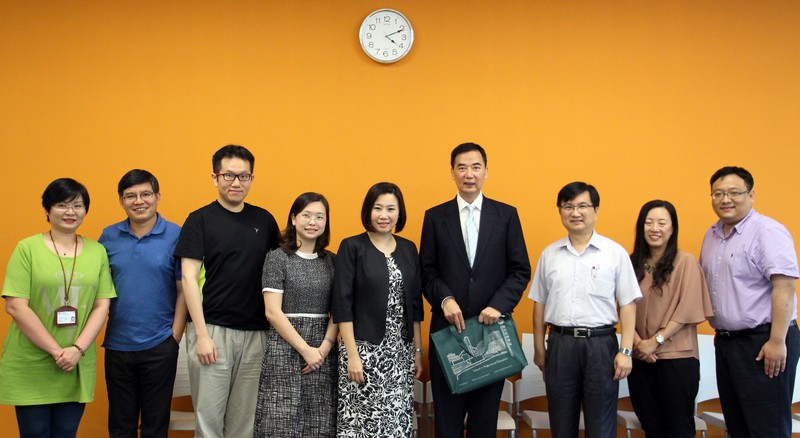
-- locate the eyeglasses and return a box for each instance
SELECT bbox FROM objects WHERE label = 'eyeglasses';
[559,203,594,213]
[121,191,155,204]
[215,173,253,182]
[52,203,86,212]
[298,213,326,223]
[710,190,749,201]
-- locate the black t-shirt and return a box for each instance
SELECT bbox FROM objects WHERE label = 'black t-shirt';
[174,201,280,330]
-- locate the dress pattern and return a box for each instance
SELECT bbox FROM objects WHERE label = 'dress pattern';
[337,257,415,437]
[254,249,337,438]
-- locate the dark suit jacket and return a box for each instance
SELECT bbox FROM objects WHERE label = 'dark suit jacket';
[420,196,531,333]
[332,232,423,344]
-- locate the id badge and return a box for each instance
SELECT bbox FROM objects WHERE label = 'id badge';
[55,306,78,327]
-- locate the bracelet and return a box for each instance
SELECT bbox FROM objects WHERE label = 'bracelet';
[324,337,336,345]
[72,344,86,357]
[618,347,632,357]
[414,347,424,355]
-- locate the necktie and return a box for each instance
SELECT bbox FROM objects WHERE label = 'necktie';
[466,205,478,266]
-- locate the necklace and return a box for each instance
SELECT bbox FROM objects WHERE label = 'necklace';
[50,231,78,305]
[644,260,654,273]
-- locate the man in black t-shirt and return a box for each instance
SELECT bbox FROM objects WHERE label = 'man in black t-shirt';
[174,144,279,438]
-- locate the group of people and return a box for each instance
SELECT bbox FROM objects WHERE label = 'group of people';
[529,167,799,438]
[0,141,796,438]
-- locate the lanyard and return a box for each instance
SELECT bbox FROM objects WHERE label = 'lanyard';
[50,231,78,304]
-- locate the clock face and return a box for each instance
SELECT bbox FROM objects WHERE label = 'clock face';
[359,9,414,64]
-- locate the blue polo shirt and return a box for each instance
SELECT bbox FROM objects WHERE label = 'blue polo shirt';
[99,214,182,351]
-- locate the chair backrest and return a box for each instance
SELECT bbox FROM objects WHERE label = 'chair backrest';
[516,333,547,403]
[173,337,191,398]
[696,334,718,404]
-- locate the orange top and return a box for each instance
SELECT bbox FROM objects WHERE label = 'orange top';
[636,251,714,360]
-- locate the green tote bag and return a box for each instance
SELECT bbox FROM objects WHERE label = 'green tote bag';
[431,315,527,394]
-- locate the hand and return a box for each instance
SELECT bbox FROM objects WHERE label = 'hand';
[478,306,501,325]
[347,354,365,384]
[300,346,324,374]
[614,353,632,381]
[634,338,658,360]
[443,298,465,333]
[414,352,423,379]
[533,346,546,372]
[55,346,81,372]
[195,334,218,365]
[643,353,658,364]
[757,338,787,378]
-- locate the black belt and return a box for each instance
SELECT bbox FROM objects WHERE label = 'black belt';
[548,324,616,338]
[715,320,797,338]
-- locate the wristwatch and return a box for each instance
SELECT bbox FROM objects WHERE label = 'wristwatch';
[618,347,633,357]
[655,332,665,345]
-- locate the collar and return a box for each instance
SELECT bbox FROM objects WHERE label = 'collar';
[115,213,165,237]
[711,208,756,238]
[456,192,484,212]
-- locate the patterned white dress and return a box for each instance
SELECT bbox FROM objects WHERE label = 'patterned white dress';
[337,257,415,437]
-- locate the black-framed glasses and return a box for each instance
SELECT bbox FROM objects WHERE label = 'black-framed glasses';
[215,173,253,182]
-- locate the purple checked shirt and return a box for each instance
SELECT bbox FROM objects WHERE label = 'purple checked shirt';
[700,209,799,331]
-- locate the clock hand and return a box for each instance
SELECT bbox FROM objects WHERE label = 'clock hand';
[384,35,398,45]
[385,28,404,37]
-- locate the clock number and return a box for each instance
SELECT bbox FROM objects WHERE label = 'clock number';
[369,24,376,31]
[399,43,404,49]
[383,16,390,24]
[368,42,374,48]
[365,32,372,39]
[401,34,407,41]
[383,50,389,58]
[392,49,398,56]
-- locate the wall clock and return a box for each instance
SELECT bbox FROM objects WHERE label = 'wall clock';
[359,9,414,64]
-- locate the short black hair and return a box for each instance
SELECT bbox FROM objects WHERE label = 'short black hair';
[360,182,407,233]
[280,192,331,258]
[42,178,90,213]
[556,181,600,208]
[212,144,255,173]
[709,166,754,191]
[117,169,160,196]
[450,142,487,168]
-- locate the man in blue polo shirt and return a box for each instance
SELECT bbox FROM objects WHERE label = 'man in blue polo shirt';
[99,169,186,438]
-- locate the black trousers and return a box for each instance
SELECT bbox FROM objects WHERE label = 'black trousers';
[105,336,180,438]
[714,323,800,438]
[429,338,505,438]
[544,332,619,438]
[628,357,699,438]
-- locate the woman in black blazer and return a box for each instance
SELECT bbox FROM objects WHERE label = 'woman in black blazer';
[332,182,423,437]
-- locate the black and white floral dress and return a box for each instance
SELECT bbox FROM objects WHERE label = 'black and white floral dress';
[337,257,415,437]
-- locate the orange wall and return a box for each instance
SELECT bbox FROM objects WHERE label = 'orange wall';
[1,1,799,436]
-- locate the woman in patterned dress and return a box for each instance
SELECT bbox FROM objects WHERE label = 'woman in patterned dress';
[254,192,338,437]
[332,182,424,437]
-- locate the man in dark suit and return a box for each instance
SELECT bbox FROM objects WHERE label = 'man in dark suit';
[420,142,531,438]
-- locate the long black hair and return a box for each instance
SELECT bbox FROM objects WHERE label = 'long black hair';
[630,200,679,292]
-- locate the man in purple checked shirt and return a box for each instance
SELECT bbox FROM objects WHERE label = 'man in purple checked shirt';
[700,166,800,438]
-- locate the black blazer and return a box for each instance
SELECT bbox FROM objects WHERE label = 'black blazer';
[420,197,531,333]
[332,232,423,344]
